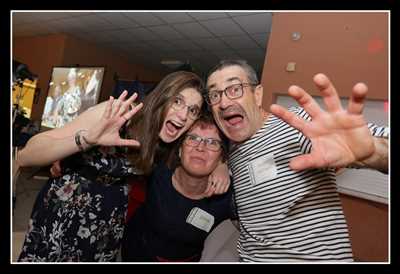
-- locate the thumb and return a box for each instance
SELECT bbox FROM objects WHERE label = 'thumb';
[289,155,319,171]
[117,138,141,148]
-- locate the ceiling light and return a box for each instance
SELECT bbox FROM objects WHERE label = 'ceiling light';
[161,59,184,68]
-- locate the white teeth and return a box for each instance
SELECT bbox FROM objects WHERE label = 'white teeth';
[170,121,184,128]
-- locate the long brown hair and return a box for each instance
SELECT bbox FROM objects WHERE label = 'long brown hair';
[127,71,204,175]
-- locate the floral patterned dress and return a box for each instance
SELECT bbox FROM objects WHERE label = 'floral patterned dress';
[18,146,136,262]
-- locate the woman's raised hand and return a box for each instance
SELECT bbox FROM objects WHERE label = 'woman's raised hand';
[84,90,143,148]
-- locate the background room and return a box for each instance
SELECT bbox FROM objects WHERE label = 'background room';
[11,11,389,262]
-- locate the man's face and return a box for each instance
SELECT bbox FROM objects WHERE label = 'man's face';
[180,123,222,178]
[207,65,264,143]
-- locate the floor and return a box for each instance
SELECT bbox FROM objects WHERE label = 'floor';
[12,166,239,262]
[12,166,48,262]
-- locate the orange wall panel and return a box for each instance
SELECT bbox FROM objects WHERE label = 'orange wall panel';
[261,12,388,109]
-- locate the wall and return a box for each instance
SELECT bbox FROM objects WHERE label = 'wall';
[13,34,66,121]
[62,35,166,103]
[260,12,389,262]
[13,34,166,121]
[261,12,388,109]
[340,195,388,262]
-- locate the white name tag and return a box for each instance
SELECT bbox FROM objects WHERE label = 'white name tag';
[186,207,215,233]
[248,153,277,186]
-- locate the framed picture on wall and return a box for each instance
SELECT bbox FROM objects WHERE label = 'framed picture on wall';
[41,66,105,129]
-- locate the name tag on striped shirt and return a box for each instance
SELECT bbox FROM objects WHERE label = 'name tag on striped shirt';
[248,153,277,186]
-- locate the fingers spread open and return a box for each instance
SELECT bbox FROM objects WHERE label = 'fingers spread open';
[270,104,308,137]
[118,92,138,117]
[288,85,322,118]
[313,73,343,112]
[117,90,129,101]
[124,102,143,121]
[103,96,114,119]
[347,83,368,115]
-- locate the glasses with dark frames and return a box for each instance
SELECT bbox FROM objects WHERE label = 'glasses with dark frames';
[184,134,222,151]
[206,82,257,105]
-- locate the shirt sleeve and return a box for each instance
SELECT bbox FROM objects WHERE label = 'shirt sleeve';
[367,122,389,138]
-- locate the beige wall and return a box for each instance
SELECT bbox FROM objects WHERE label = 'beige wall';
[261,12,388,109]
[260,12,389,262]
[13,34,166,121]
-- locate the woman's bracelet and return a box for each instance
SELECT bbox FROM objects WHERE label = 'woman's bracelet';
[75,130,95,152]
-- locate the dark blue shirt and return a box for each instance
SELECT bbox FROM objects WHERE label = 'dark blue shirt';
[121,163,236,262]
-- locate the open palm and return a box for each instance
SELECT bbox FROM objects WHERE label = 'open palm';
[86,90,143,148]
[270,73,375,170]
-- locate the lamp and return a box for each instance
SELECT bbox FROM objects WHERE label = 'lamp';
[161,59,185,69]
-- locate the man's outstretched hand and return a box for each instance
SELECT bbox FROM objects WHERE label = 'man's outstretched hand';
[270,73,375,171]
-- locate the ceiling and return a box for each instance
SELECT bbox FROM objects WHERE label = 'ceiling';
[12,11,272,77]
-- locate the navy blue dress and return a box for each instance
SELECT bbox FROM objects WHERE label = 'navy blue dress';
[121,163,237,262]
[18,146,134,262]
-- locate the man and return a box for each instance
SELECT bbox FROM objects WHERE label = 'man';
[121,114,237,262]
[205,60,388,262]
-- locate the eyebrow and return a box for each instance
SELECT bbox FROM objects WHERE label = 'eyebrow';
[207,77,242,90]
[177,93,201,108]
[188,134,221,141]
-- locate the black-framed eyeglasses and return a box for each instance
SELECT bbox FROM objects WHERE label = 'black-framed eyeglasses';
[206,83,258,105]
[184,134,222,152]
[170,95,201,120]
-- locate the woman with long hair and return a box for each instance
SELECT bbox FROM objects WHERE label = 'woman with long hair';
[16,71,229,262]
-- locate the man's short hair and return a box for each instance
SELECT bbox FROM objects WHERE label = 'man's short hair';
[207,60,259,85]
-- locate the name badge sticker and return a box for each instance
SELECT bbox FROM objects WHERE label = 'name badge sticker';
[186,207,215,232]
[248,153,277,186]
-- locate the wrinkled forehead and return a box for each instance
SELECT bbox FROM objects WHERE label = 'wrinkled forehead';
[207,65,249,90]
[188,122,221,140]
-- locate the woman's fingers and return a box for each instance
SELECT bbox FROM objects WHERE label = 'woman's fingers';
[123,102,143,122]
[117,138,141,148]
[118,92,139,117]
[111,90,128,117]
[103,96,114,120]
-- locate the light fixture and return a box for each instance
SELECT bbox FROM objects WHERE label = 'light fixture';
[161,59,184,68]
[291,32,301,41]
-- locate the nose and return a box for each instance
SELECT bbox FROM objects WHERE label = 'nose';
[219,92,233,110]
[195,140,206,151]
[176,107,188,121]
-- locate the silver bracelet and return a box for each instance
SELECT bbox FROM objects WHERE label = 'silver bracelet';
[75,130,95,152]
[74,130,86,152]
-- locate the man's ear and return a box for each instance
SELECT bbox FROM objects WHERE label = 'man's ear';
[178,147,182,158]
[253,85,263,108]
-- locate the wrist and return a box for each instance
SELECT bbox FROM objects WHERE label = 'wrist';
[75,130,96,152]
[351,137,388,174]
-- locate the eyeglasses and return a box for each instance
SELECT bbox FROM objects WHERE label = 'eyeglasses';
[206,83,257,105]
[171,95,201,120]
[184,134,222,152]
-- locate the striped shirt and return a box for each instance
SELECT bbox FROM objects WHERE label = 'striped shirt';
[229,107,388,262]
